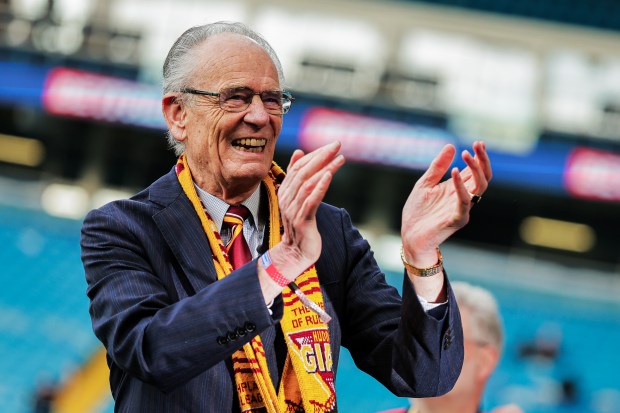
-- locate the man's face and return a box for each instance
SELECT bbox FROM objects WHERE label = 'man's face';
[175,33,283,199]
[425,307,489,406]
[455,308,481,390]
[446,306,496,399]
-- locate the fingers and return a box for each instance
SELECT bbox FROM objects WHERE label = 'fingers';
[282,155,344,218]
[416,144,456,189]
[473,140,492,181]
[298,170,334,221]
[402,142,489,254]
[280,141,344,206]
[461,140,492,196]
[287,149,305,170]
[279,141,345,228]
[279,169,334,252]
[290,141,342,175]
[451,167,472,213]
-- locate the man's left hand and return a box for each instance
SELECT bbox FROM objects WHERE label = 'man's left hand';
[400,141,492,298]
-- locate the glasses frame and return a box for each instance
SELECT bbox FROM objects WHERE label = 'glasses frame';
[180,87,295,115]
[465,338,492,348]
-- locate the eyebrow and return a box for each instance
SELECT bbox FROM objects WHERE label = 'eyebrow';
[222,85,283,92]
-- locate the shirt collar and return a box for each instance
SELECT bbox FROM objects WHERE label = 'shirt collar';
[194,183,261,232]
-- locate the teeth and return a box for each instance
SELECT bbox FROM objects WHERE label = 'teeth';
[233,138,267,153]
[236,146,264,153]
[235,138,266,147]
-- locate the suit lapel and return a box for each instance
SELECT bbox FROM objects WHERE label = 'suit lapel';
[150,169,218,296]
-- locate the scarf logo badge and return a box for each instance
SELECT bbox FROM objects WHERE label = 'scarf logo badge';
[288,329,335,396]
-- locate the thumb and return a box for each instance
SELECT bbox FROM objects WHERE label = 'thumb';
[417,144,456,188]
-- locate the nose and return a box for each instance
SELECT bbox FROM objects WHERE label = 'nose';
[243,94,271,126]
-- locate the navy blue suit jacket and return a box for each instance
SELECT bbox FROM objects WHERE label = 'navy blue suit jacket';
[81,168,464,412]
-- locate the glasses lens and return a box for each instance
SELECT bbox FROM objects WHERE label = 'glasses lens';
[218,87,291,114]
[281,98,291,114]
[219,87,253,111]
[260,91,284,114]
[282,92,294,114]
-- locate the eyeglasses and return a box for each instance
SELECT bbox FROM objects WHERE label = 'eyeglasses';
[180,86,294,115]
[465,338,491,348]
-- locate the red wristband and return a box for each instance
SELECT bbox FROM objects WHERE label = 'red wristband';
[260,251,289,287]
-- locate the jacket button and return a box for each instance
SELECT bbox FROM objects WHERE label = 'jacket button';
[228,331,239,341]
[443,336,451,350]
[245,322,256,332]
[217,336,229,345]
[236,327,247,337]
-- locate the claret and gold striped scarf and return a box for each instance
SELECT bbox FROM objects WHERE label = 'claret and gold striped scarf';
[175,154,336,412]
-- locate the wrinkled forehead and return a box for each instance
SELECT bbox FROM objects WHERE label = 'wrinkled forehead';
[190,33,279,88]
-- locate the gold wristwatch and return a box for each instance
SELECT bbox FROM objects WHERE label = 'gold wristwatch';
[400,246,443,277]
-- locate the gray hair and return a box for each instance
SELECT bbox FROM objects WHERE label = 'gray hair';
[452,281,504,352]
[162,21,285,156]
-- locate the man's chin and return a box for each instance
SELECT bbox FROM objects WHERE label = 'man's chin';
[229,163,272,183]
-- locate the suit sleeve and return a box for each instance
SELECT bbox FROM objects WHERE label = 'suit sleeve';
[81,206,278,393]
[321,207,464,397]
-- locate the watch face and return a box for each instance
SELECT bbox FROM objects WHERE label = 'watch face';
[418,265,443,277]
[401,246,443,277]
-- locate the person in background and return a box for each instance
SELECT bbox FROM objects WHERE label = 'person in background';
[81,21,492,412]
[31,375,57,413]
[379,281,524,413]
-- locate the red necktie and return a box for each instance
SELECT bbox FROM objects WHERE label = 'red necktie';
[223,205,252,269]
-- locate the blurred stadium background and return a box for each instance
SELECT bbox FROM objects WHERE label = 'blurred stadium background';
[1,0,620,412]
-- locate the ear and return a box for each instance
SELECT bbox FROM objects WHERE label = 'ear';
[162,94,188,143]
[478,345,500,382]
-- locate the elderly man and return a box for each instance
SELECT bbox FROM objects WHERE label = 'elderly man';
[81,21,492,412]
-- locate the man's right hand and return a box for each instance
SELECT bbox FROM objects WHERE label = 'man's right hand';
[258,141,345,299]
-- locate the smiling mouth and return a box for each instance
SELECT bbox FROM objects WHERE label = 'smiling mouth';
[232,138,267,153]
